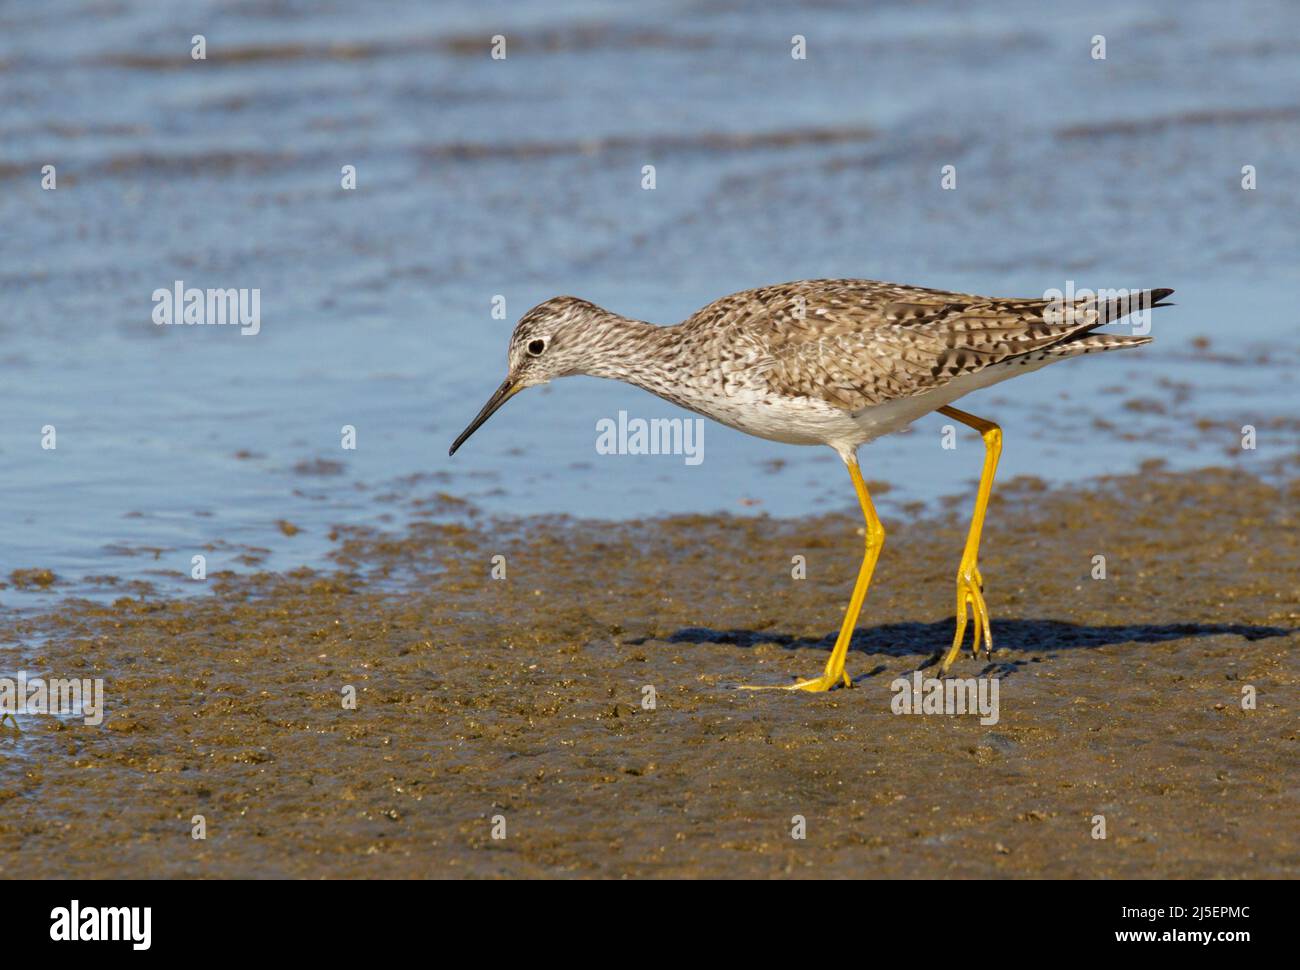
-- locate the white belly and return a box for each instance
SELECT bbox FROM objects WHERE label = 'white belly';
[684,358,1052,455]
[682,390,864,448]
[843,358,1053,446]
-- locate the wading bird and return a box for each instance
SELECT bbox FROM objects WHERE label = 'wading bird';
[450,280,1172,691]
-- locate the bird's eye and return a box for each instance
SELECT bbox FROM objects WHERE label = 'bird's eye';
[527,338,546,357]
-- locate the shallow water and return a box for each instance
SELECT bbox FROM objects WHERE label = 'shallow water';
[1,0,1298,603]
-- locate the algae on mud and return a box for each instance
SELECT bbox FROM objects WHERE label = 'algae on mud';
[0,465,1295,878]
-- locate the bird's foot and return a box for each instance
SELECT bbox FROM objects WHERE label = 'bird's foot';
[740,668,852,692]
[938,561,992,674]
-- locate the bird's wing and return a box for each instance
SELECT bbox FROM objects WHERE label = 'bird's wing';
[699,279,1164,410]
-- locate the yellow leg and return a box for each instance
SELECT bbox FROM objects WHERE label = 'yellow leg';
[742,454,884,692]
[936,405,1001,673]
[0,712,18,732]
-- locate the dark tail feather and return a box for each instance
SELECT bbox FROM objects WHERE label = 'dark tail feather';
[1096,287,1175,324]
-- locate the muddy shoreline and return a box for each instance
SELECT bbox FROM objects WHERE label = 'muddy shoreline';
[0,464,1295,878]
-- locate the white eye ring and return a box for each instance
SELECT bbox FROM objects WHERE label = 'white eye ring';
[526,338,547,357]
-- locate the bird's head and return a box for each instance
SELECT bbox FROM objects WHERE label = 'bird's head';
[449,296,611,455]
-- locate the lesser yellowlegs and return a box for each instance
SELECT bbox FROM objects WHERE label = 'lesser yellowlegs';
[449,279,1173,691]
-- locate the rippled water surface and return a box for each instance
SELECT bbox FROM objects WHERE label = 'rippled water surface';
[1,0,1297,602]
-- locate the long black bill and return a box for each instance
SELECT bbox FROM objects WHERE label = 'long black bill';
[448,378,519,456]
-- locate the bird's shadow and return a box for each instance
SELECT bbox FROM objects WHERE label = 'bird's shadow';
[627,619,1294,680]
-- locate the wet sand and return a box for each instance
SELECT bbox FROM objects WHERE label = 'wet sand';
[0,463,1294,878]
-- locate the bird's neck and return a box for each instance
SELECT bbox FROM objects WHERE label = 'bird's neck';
[576,309,682,391]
